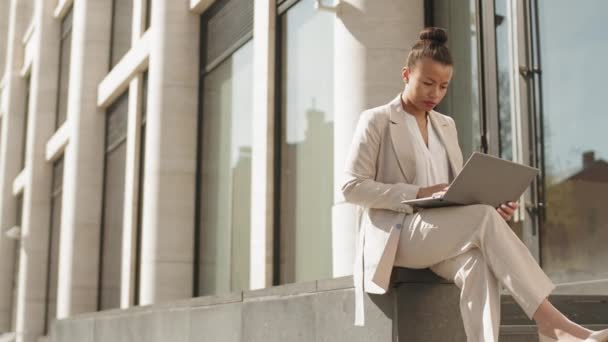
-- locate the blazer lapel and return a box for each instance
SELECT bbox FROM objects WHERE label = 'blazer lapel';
[388,95,417,183]
[428,111,463,177]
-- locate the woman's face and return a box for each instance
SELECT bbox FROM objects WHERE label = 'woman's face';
[402,57,453,112]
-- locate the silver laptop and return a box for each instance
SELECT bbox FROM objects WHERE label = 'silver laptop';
[401,152,539,209]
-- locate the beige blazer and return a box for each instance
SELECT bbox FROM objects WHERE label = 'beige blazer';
[341,94,464,326]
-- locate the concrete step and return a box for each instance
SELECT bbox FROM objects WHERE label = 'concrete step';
[500,324,608,342]
[51,271,608,342]
[500,294,608,341]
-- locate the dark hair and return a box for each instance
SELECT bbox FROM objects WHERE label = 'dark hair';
[406,27,453,68]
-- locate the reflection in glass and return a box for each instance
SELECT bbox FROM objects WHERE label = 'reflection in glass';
[99,92,129,310]
[493,0,524,239]
[432,0,480,161]
[198,41,253,296]
[494,0,513,161]
[537,0,608,287]
[279,0,334,284]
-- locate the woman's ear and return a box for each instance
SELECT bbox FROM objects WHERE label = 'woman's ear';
[401,67,410,84]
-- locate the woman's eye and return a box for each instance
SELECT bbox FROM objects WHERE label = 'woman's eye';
[424,82,433,86]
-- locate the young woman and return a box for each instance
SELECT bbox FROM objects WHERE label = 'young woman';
[341,27,608,342]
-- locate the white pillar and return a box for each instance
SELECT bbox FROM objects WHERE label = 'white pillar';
[331,0,424,276]
[56,0,112,318]
[0,0,32,332]
[14,0,61,340]
[250,0,276,290]
[139,0,199,304]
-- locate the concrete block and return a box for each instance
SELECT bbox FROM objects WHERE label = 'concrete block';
[189,302,241,342]
[242,294,316,342]
[243,281,317,300]
[52,318,94,342]
[314,288,394,342]
[396,283,466,341]
[316,276,353,292]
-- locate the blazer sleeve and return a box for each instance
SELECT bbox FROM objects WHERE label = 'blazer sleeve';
[341,110,421,212]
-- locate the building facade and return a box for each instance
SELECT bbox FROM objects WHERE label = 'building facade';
[0,0,606,341]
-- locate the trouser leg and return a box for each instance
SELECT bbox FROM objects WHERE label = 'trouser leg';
[395,204,555,320]
[431,249,501,342]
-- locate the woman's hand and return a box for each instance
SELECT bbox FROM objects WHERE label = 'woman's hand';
[416,183,449,199]
[496,201,518,221]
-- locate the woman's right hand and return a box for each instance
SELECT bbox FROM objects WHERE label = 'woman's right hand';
[416,183,449,199]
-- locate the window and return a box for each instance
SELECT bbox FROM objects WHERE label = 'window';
[99,92,129,310]
[277,0,335,284]
[133,72,148,304]
[196,0,254,296]
[429,0,481,160]
[21,75,31,170]
[55,8,72,129]
[45,157,63,334]
[145,0,151,31]
[11,194,23,330]
[110,0,133,67]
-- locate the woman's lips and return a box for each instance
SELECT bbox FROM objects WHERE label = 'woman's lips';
[423,101,437,107]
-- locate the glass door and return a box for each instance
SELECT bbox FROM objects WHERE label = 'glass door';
[496,0,608,293]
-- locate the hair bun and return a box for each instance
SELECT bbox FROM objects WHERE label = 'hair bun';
[419,27,448,45]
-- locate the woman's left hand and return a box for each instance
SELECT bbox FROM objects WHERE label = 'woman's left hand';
[496,201,518,221]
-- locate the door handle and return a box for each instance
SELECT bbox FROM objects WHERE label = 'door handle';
[519,65,541,78]
[525,201,545,235]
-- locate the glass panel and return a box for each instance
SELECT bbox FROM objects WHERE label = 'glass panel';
[110,0,133,67]
[145,0,151,31]
[21,75,30,170]
[99,93,129,310]
[493,0,525,239]
[279,0,334,284]
[11,194,23,330]
[134,73,148,305]
[198,40,253,295]
[141,71,148,123]
[432,0,481,160]
[537,0,608,288]
[45,158,63,333]
[106,93,129,148]
[56,9,72,129]
[494,0,513,162]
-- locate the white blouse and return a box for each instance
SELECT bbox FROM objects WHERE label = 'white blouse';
[403,111,450,187]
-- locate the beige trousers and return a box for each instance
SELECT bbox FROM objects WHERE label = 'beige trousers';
[394,204,556,342]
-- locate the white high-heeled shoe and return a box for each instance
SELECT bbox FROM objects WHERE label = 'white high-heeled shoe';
[585,329,608,342]
[538,329,608,342]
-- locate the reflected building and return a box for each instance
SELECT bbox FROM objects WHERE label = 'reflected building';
[280,106,334,284]
[542,151,608,282]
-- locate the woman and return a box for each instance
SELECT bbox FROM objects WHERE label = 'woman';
[341,27,608,342]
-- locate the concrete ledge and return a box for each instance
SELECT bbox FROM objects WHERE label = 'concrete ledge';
[53,0,74,19]
[45,122,70,162]
[317,275,353,292]
[97,31,150,108]
[51,269,456,342]
[12,168,26,195]
[393,267,451,284]
[243,280,317,301]
[189,0,216,14]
